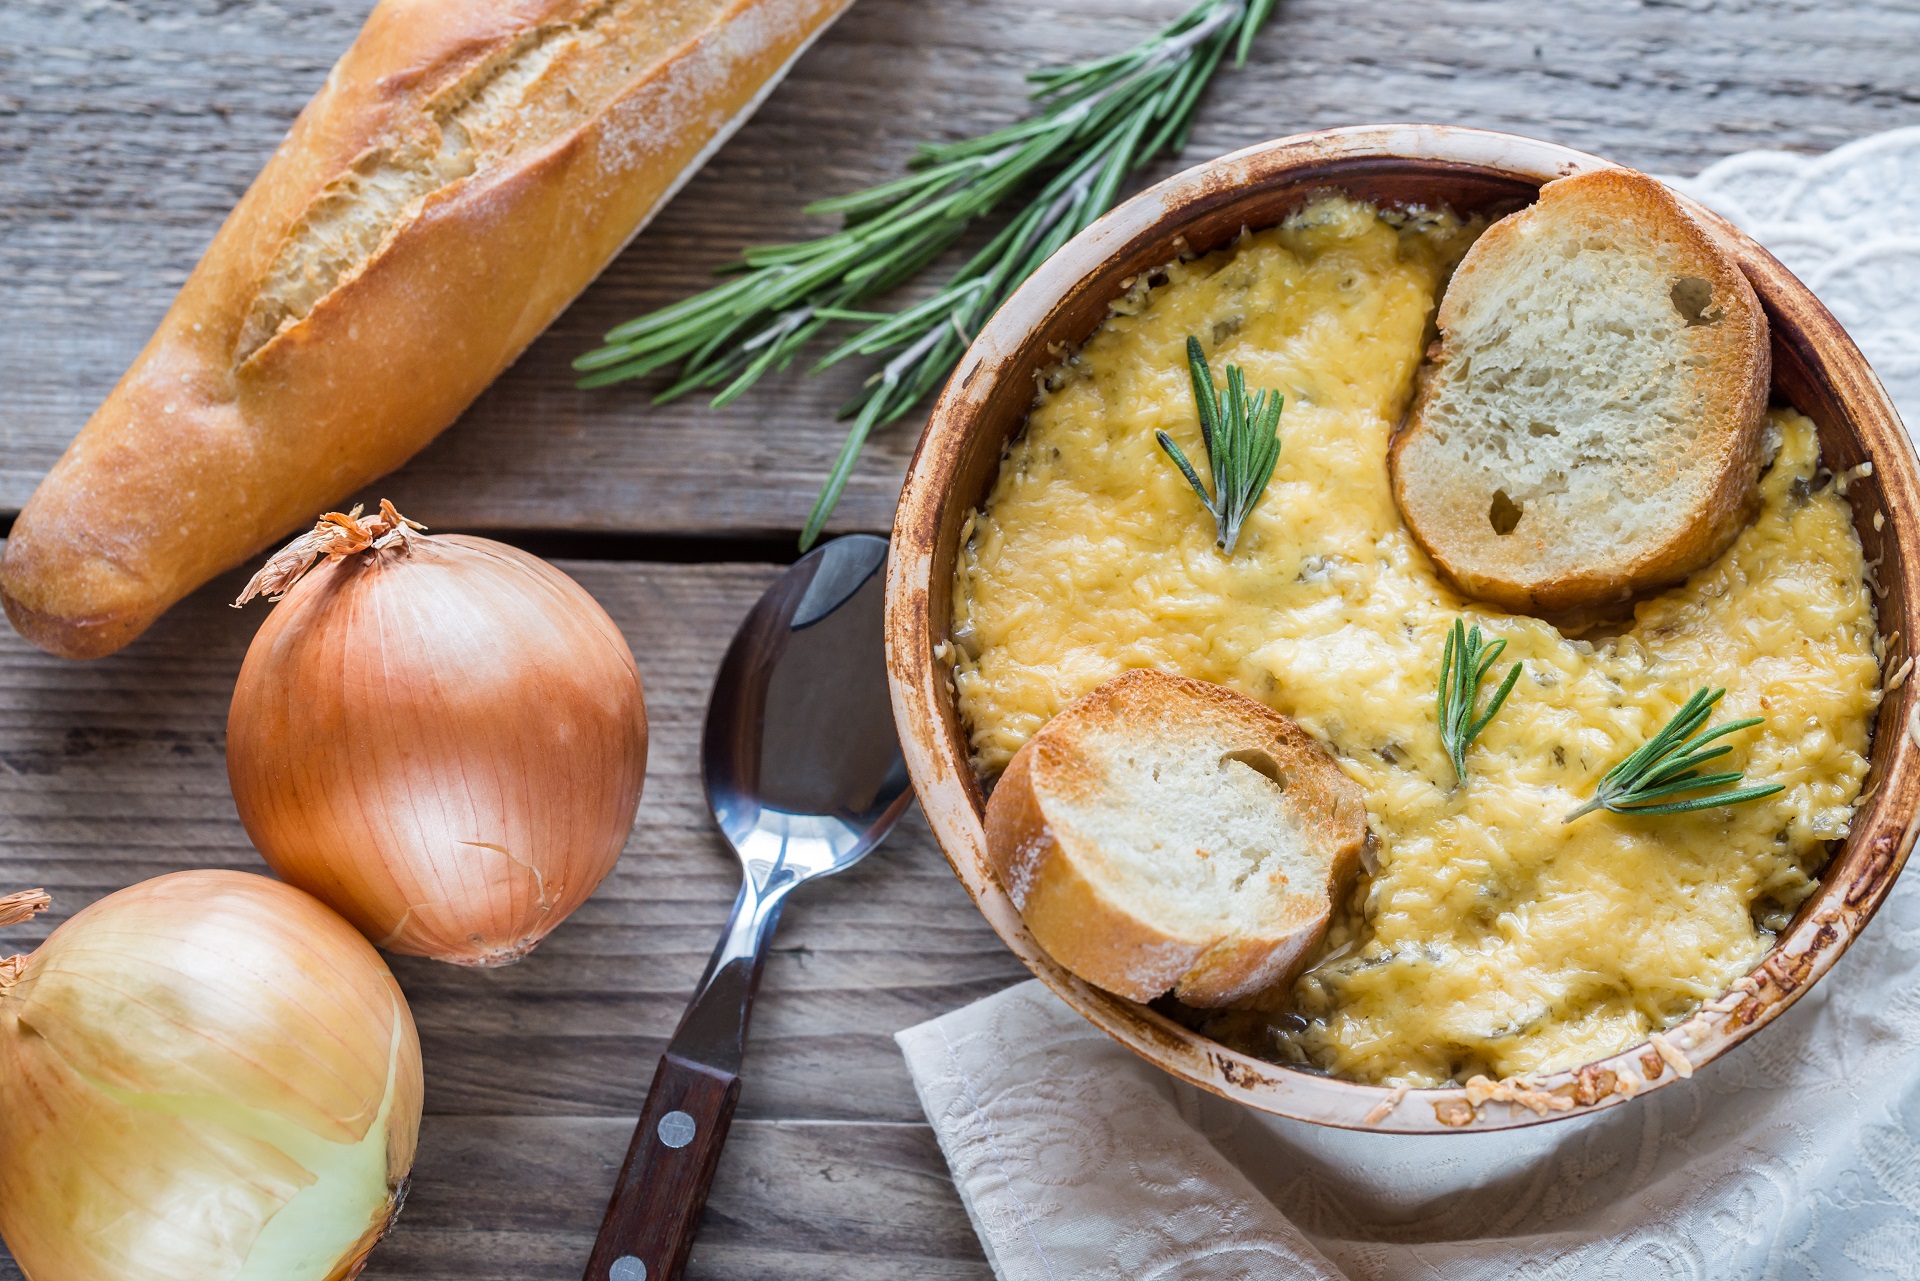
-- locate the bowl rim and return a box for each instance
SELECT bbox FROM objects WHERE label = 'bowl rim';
[884,123,1920,1132]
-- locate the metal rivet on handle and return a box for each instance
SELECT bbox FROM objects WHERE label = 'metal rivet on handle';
[610,1257,647,1281]
[657,1110,697,1149]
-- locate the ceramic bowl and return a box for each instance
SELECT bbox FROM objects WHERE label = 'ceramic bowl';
[884,124,1920,1131]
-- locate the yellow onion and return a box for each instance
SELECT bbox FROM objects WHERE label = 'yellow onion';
[0,871,423,1281]
[227,502,647,966]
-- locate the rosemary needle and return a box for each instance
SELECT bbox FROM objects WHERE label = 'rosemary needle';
[574,0,1280,549]
[1435,619,1523,785]
[1565,687,1783,823]
[1155,335,1284,553]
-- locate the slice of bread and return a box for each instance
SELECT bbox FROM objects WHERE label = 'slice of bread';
[985,669,1368,1008]
[1390,166,1770,616]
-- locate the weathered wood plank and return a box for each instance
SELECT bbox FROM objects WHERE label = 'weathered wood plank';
[0,1118,990,1281]
[374,1117,992,1280]
[0,547,1018,1277]
[5,0,1920,536]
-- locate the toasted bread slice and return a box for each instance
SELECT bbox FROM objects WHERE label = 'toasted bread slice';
[985,669,1368,1008]
[1390,166,1770,616]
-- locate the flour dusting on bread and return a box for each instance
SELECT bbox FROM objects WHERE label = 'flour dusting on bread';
[239,0,811,362]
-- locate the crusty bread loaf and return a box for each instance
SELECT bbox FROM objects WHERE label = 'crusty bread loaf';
[1390,166,1770,617]
[985,669,1368,1008]
[0,0,853,659]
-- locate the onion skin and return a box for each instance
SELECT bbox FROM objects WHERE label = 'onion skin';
[0,870,423,1281]
[228,530,647,966]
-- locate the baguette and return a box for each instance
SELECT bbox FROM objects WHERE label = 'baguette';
[0,0,853,658]
[1390,166,1770,617]
[985,669,1368,1008]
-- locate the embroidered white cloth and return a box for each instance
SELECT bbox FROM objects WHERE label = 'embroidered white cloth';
[894,128,1920,1281]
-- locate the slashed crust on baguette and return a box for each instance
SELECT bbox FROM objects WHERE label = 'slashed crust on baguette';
[1390,166,1770,617]
[985,669,1368,1008]
[0,0,851,658]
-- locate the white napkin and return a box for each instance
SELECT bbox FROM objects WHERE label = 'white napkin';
[895,128,1920,1281]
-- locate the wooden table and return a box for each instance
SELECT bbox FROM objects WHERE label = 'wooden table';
[2,1,1918,1276]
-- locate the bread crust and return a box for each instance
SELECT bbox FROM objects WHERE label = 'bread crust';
[984,669,1368,1008]
[0,0,853,658]
[1390,166,1770,618]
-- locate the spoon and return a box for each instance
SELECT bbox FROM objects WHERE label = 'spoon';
[582,533,912,1281]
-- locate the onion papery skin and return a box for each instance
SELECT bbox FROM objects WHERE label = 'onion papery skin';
[0,870,423,1281]
[228,534,647,966]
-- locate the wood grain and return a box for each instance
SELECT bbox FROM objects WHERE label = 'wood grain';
[375,1117,991,1281]
[5,0,1920,538]
[0,549,1019,1279]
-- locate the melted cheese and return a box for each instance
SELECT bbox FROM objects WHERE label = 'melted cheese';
[950,196,1882,1086]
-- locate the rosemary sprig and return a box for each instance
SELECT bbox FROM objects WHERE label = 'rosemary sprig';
[1565,687,1783,823]
[1435,619,1522,785]
[1155,336,1283,553]
[574,0,1280,548]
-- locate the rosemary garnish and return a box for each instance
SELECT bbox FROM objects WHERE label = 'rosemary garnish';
[574,0,1279,549]
[1565,688,1783,822]
[1155,336,1284,553]
[1435,619,1522,785]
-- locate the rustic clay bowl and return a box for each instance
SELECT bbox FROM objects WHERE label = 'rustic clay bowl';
[884,125,1920,1132]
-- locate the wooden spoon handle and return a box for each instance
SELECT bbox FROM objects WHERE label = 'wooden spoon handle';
[582,1051,743,1281]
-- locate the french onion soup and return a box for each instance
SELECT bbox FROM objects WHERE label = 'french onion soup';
[948,193,1882,1086]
